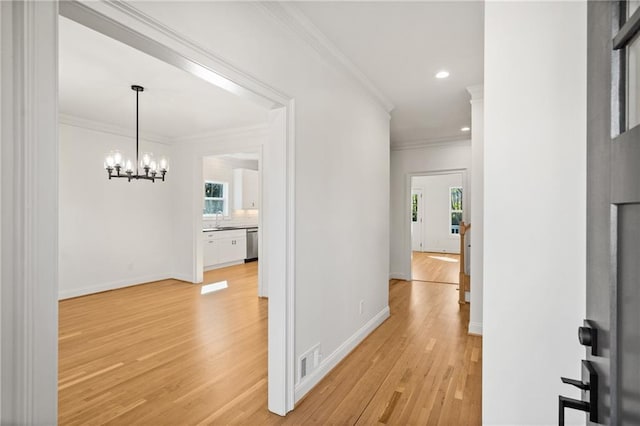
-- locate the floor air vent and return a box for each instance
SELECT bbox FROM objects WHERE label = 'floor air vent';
[298,343,321,383]
[300,357,307,379]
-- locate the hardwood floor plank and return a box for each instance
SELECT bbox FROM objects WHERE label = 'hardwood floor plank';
[59,263,481,425]
[412,251,460,284]
[58,362,124,391]
[378,390,402,423]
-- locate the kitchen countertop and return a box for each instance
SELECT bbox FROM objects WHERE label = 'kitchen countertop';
[203,225,258,232]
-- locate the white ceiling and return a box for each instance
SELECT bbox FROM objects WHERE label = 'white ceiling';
[60,3,483,146]
[294,2,484,145]
[59,16,269,141]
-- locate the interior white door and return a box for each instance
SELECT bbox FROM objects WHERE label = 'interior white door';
[411,188,423,251]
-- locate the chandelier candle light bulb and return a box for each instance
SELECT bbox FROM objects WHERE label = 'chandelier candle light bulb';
[113,150,123,167]
[103,85,169,183]
[141,152,152,169]
[159,157,168,172]
[104,153,115,169]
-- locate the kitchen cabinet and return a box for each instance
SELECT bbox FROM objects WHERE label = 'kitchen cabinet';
[203,229,247,269]
[218,235,246,264]
[233,168,259,210]
[203,235,219,266]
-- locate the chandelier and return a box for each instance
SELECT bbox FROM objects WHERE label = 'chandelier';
[103,85,168,182]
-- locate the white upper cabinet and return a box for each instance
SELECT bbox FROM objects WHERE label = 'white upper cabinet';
[233,168,259,210]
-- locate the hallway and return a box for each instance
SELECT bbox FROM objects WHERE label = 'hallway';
[281,279,481,424]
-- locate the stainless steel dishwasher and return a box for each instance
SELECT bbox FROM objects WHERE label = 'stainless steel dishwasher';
[246,227,258,262]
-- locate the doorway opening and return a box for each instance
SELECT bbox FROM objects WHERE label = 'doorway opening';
[409,172,467,285]
[55,1,295,420]
[201,151,265,296]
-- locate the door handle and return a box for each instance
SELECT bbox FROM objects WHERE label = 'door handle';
[559,396,590,425]
[558,360,598,425]
[560,377,589,390]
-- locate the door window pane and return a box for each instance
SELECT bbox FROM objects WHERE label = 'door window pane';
[628,34,640,129]
[629,0,640,18]
[449,187,463,235]
[451,212,462,234]
[412,194,418,222]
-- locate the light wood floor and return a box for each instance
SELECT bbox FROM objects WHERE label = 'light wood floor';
[412,251,460,284]
[59,263,481,425]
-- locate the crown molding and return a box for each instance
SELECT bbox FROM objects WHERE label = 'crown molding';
[255,2,395,114]
[466,84,484,101]
[59,113,269,145]
[59,113,172,144]
[391,136,471,151]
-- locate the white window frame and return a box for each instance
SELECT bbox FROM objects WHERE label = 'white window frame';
[449,186,463,235]
[203,180,229,217]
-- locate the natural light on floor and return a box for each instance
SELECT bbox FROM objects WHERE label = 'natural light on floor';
[200,280,229,295]
[428,256,459,263]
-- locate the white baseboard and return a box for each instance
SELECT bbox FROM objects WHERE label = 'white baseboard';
[422,248,461,255]
[389,272,408,280]
[172,273,197,283]
[204,260,244,272]
[294,305,391,403]
[468,321,483,336]
[58,273,173,300]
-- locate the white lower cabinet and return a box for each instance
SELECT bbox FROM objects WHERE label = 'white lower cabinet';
[217,236,247,264]
[203,237,219,266]
[203,230,247,269]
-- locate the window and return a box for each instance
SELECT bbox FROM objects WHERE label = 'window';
[412,193,418,222]
[204,181,228,216]
[627,33,640,129]
[450,186,463,235]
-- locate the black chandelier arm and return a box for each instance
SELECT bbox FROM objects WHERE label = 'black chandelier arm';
[105,170,166,183]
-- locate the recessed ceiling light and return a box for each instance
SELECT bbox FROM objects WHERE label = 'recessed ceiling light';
[435,70,450,79]
[461,126,471,132]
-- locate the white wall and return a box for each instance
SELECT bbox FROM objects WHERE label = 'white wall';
[484,2,586,425]
[58,123,173,299]
[390,141,471,280]
[468,86,484,336]
[126,2,391,401]
[412,173,462,254]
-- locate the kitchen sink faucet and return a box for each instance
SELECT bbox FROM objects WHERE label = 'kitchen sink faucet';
[215,211,223,228]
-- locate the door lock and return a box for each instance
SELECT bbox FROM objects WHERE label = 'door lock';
[578,319,598,356]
